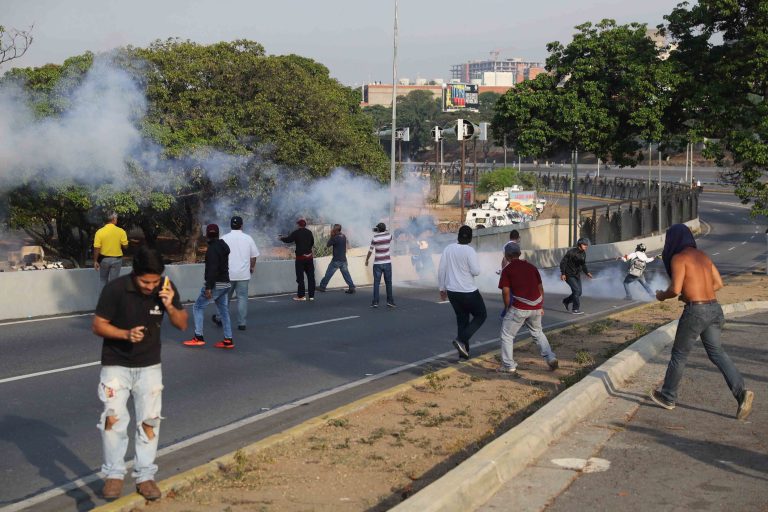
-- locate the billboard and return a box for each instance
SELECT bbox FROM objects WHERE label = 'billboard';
[442,83,479,112]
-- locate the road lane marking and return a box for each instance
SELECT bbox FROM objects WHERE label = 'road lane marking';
[712,252,720,256]
[437,300,450,304]
[0,361,100,385]
[728,247,736,251]
[0,312,92,327]
[742,241,747,245]
[288,316,359,329]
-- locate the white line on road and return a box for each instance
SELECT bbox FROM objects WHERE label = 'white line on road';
[287,316,359,329]
[0,361,100,385]
[437,300,450,304]
[728,247,736,251]
[742,241,748,245]
[0,312,92,327]
[712,252,720,256]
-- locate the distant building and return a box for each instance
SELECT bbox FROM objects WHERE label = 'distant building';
[450,58,545,85]
[361,83,514,107]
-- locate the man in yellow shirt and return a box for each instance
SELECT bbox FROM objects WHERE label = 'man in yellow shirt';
[94,212,128,286]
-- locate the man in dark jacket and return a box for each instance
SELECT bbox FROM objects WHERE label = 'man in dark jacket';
[280,218,316,301]
[559,237,593,315]
[317,223,355,293]
[183,224,234,348]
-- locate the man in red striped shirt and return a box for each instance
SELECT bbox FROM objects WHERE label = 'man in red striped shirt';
[365,222,395,308]
[497,242,558,377]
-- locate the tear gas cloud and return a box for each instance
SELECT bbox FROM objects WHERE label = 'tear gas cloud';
[0,58,148,187]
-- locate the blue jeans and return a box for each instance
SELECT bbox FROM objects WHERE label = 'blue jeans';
[447,290,487,350]
[98,364,163,483]
[659,303,745,403]
[99,257,122,287]
[372,263,393,304]
[623,274,653,298]
[193,286,232,339]
[500,307,556,369]
[564,275,582,310]
[319,260,355,289]
[228,280,250,327]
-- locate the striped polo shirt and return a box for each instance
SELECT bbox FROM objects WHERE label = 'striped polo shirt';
[369,231,392,264]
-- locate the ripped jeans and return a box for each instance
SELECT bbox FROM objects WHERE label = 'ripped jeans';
[98,364,163,483]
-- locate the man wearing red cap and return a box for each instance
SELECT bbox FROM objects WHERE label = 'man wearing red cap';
[182,224,234,348]
[280,218,316,301]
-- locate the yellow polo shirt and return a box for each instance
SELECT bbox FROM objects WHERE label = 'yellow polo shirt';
[94,223,128,257]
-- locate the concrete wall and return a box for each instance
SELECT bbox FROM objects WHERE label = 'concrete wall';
[0,218,698,323]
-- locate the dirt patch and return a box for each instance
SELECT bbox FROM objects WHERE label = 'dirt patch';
[143,273,768,512]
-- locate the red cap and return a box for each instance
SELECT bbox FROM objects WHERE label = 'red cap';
[205,223,220,236]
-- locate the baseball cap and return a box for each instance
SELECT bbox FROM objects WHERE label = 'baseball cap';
[374,222,386,232]
[297,218,307,227]
[206,223,220,236]
[230,216,243,229]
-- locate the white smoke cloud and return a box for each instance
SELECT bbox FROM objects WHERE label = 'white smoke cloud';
[0,58,147,186]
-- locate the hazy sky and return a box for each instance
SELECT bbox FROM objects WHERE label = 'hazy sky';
[2,0,682,85]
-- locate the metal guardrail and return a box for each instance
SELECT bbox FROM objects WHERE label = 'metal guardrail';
[536,174,701,244]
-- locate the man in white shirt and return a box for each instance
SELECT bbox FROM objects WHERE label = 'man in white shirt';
[619,243,657,300]
[438,225,487,361]
[214,216,260,331]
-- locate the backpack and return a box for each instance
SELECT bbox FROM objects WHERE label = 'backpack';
[628,257,646,277]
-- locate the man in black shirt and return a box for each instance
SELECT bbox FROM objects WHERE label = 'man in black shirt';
[183,223,234,348]
[559,238,593,315]
[317,223,356,294]
[93,246,187,501]
[280,218,316,301]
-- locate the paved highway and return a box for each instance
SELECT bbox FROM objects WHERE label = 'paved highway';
[0,190,764,511]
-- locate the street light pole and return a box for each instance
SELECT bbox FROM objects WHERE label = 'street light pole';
[658,146,662,232]
[388,0,398,228]
[572,148,579,245]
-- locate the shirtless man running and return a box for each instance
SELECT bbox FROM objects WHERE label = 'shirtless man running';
[650,224,754,420]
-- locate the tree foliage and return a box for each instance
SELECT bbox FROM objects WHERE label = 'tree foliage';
[477,167,537,194]
[0,24,33,66]
[2,39,389,263]
[664,0,768,215]
[494,20,674,166]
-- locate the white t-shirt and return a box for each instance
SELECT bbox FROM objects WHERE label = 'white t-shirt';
[221,230,260,281]
[438,243,481,293]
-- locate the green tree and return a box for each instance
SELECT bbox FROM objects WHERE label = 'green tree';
[494,20,673,166]
[477,167,537,194]
[664,0,768,215]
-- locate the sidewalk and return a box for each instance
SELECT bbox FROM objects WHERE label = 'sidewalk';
[478,310,767,511]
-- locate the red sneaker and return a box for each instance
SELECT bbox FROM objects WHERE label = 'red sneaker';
[214,339,234,349]
[182,336,205,347]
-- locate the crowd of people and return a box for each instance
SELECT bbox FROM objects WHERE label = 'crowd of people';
[90,216,755,502]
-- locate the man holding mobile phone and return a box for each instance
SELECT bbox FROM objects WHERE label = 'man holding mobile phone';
[92,247,188,501]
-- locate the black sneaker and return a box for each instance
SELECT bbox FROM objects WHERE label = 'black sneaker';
[345,288,356,294]
[212,314,222,327]
[649,389,675,410]
[737,390,754,420]
[237,325,246,331]
[316,286,326,292]
[495,366,521,378]
[548,359,559,371]
[572,309,585,315]
[370,302,378,308]
[562,299,570,312]
[386,302,397,308]
[452,339,469,359]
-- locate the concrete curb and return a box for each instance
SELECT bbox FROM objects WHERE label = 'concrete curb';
[389,300,768,512]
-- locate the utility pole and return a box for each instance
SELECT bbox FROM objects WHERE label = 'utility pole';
[388,0,398,228]
[658,146,662,232]
[572,148,579,245]
[460,120,466,226]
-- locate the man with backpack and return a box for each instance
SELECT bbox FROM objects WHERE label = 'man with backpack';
[620,243,657,300]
